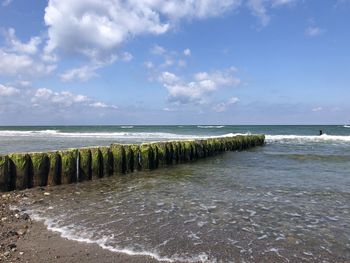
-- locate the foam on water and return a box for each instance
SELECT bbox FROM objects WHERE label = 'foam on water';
[197,126,225,129]
[0,130,202,139]
[266,134,350,143]
[24,209,213,263]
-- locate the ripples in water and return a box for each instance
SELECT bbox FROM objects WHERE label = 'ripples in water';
[19,144,350,262]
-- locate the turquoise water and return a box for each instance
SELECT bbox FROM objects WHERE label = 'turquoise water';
[6,125,350,262]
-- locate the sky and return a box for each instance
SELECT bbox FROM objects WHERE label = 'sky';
[0,0,349,125]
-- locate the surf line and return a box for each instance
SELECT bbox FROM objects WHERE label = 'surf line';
[0,135,265,192]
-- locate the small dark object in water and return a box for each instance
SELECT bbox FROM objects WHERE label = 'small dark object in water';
[319,130,323,135]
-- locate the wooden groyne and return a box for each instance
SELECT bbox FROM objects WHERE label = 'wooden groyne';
[0,135,265,192]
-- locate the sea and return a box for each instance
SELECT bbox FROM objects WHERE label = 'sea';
[2,125,350,262]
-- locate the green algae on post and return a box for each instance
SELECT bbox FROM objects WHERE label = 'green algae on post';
[47,152,61,186]
[1,135,265,192]
[9,153,32,190]
[130,145,141,171]
[124,145,134,173]
[79,148,92,182]
[140,144,155,170]
[110,144,126,175]
[90,148,103,179]
[60,149,78,184]
[30,153,50,187]
[99,146,113,177]
[0,156,11,192]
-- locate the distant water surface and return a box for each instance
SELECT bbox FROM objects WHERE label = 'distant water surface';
[1,125,350,153]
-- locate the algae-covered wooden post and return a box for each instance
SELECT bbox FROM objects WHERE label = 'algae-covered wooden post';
[90,148,103,179]
[124,145,134,173]
[110,144,126,175]
[9,153,32,190]
[130,145,141,171]
[47,152,61,186]
[0,135,265,192]
[0,156,11,191]
[79,148,92,182]
[99,147,113,177]
[30,153,50,187]
[155,142,167,167]
[140,144,155,170]
[60,149,78,184]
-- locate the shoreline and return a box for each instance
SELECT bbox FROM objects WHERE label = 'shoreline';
[1,188,349,263]
[0,191,161,263]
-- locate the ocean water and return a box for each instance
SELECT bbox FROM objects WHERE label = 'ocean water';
[4,125,350,262]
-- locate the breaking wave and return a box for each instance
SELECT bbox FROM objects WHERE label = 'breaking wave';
[266,134,350,143]
[197,126,225,129]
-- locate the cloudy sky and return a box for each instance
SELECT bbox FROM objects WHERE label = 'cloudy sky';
[0,0,349,125]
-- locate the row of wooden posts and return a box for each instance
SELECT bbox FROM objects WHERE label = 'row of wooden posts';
[0,135,265,192]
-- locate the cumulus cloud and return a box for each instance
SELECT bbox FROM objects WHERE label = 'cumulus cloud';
[0,84,20,96]
[213,97,239,112]
[0,49,56,76]
[0,29,56,77]
[44,0,293,60]
[4,28,41,55]
[158,67,240,104]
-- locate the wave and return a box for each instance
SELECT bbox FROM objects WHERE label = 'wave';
[120,126,134,129]
[197,126,225,129]
[0,130,202,139]
[266,134,350,143]
[25,211,212,263]
[343,125,350,128]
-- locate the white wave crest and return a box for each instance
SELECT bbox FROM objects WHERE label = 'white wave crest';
[121,126,134,129]
[0,130,247,141]
[197,126,225,129]
[343,125,350,128]
[266,134,350,143]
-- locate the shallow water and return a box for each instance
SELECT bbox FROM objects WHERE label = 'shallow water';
[19,138,350,262]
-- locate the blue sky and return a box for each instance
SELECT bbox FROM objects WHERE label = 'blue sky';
[0,0,349,125]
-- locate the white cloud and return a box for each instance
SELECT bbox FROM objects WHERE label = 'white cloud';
[44,0,293,60]
[305,26,324,37]
[183,48,191,56]
[60,65,99,82]
[213,97,239,112]
[32,88,89,107]
[0,29,56,77]
[5,28,41,55]
[0,49,56,76]
[158,67,240,104]
[90,101,118,109]
[31,87,118,110]
[312,106,323,112]
[0,84,20,96]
